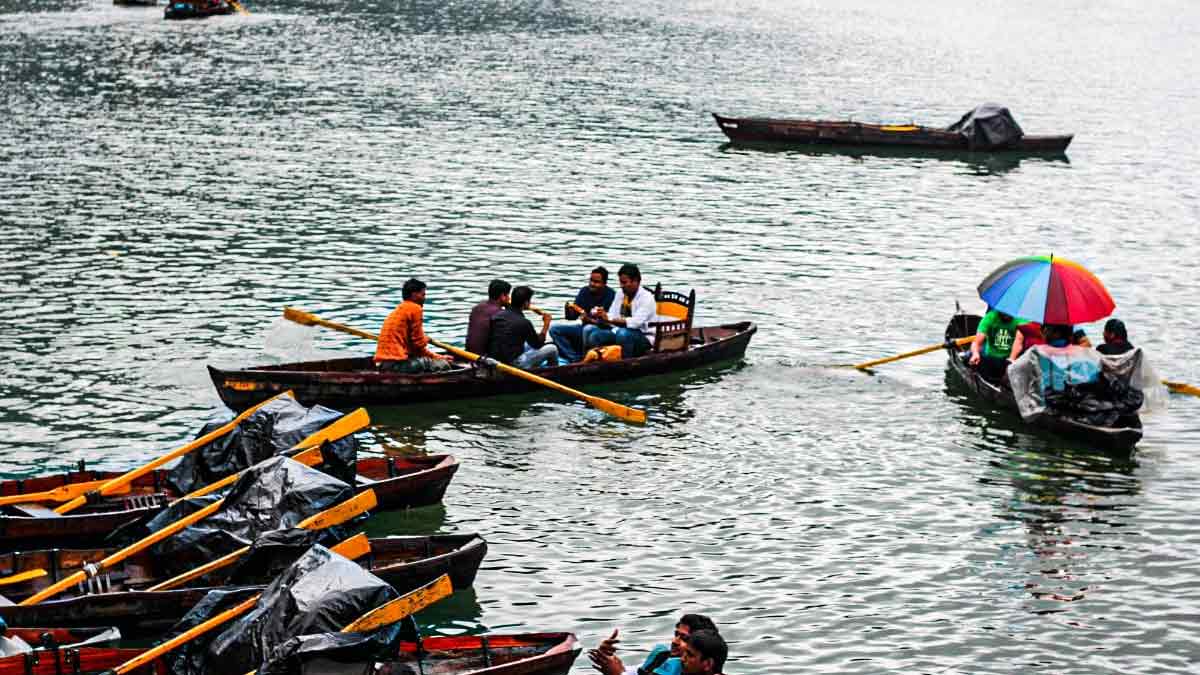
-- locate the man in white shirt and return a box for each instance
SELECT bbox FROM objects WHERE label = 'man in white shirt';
[583,263,657,358]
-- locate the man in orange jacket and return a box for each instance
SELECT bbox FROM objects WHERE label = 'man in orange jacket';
[374,278,455,373]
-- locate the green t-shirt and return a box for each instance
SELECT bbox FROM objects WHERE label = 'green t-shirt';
[977,310,1020,359]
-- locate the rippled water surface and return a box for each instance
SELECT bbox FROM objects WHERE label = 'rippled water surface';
[2,0,1199,672]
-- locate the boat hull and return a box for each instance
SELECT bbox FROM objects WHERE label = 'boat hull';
[209,322,756,411]
[0,455,458,551]
[713,113,1073,153]
[164,1,234,19]
[944,313,1142,451]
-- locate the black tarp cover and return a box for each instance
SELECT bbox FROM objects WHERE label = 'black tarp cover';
[111,456,355,579]
[945,103,1024,150]
[166,545,404,675]
[168,395,358,493]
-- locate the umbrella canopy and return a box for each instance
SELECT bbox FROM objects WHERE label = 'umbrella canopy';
[978,255,1115,325]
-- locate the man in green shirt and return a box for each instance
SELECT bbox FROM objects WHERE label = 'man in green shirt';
[969,308,1021,381]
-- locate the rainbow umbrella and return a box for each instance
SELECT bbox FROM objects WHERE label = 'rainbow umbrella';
[977,255,1115,324]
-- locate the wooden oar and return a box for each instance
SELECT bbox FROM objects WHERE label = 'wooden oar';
[243,573,454,675]
[1164,380,1200,397]
[282,307,647,424]
[0,569,47,586]
[174,407,369,503]
[21,497,226,605]
[54,390,294,515]
[113,573,453,675]
[147,491,377,591]
[0,478,131,508]
[227,0,249,15]
[853,336,974,370]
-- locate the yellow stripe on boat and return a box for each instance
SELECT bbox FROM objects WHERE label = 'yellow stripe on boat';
[880,125,918,132]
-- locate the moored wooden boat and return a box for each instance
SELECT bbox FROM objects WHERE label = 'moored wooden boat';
[944,313,1142,451]
[713,113,1073,153]
[209,322,756,411]
[114,0,158,6]
[164,0,234,19]
[0,455,458,552]
[0,632,578,675]
[0,534,485,634]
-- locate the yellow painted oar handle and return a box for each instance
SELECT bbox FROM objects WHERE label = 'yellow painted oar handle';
[283,307,647,424]
[0,568,47,586]
[148,491,377,592]
[55,390,294,515]
[112,592,261,675]
[854,336,974,370]
[1164,380,1200,397]
[22,497,225,605]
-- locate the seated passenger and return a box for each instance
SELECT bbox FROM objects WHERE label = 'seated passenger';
[487,285,558,370]
[549,266,616,363]
[1009,321,1045,361]
[583,263,656,359]
[1097,318,1134,355]
[465,279,510,355]
[1072,327,1092,348]
[968,308,1020,381]
[1031,324,1101,393]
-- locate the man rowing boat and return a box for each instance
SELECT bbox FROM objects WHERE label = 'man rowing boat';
[374,279,454,373]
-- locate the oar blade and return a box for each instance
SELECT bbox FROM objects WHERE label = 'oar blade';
[1165,380,1200,397]
[283,307,319,326]
[291,409,370,450]
[329,533,372,561]
[0,568,47,586]
[341,574,452,633]
[296,489,377,530]
[586,396,647,424]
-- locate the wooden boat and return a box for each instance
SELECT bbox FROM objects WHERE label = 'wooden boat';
[209,322,756,411]
[944,313,1142,451]
[114,0,158,6]
[0,534,485,635]
[0,632,579,675]
[713,113,1073,153]
[0,455,458,551]
[164,0,234,19]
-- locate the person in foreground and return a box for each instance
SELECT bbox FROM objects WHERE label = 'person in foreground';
[374,278,455,373]
[588,613,718,675]
[968,307,1020,381]
[679,630,728,675]
[584,263,657,358]
[487,285,558,369]
[550,266,616,363]
[466,279,511,355]
[1097,318,1134,355]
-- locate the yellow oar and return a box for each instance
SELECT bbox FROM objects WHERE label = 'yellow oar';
[853,336,973,370]
[175,407,369,503]
[114,573,452,675]
[243,573,453,675]
[227,0,249,15]
[54,391,294,515]
[0,479,131,508]
[0,569,47,586]
[147,492,376,591]
[283,307,647,424]
[1164,380,1200,397]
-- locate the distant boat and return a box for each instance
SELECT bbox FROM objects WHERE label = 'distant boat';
[713,104,1072,153]
[114,0,159,6]
[164,0,236,19]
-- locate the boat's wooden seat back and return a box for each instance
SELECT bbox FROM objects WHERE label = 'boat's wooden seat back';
[650,283,695,352]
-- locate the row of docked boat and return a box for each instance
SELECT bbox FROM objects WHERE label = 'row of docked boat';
[0,392,581,674]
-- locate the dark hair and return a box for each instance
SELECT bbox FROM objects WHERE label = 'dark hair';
[1043,323,1071,342]
[511,285,534,309]
[997,311,1013,323]
[591,266,609,284]
[685,630,727,672]
[402,278,426,300]
[1104,318,1127,340]
[488,279,512,301]
[617,263,640,281]
[678,614,717,634]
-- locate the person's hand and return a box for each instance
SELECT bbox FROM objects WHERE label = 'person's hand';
[969,352,981,367]
[587,644,625,675]
[594,308,608,322]
[596,628,619,656]
[542,313,552,328]
[438,353,455,362]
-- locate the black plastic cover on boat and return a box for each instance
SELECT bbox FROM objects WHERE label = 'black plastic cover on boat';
[168,395,358,494]
[945,103,1024,150]
[166,545,404,675]
[110,456,355,578]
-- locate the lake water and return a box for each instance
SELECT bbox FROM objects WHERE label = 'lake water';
[2,0,1198,672]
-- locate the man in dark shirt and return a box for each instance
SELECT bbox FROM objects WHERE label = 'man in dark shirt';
[487,286,558,369]
[1097,318,1135,355]
[549,266,616,363]
[465,279,510,355]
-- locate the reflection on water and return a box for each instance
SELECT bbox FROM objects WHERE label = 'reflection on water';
[716,141,1069,176]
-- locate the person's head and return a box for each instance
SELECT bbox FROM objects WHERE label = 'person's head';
[1043,323,1071,346]
[1104,318,1127,344]
[510,285,534,311]
[588,266,609,296]
[488,279,512,304]
[680,630,727,675]
[671,614,717,656]
[617,263,641,297]
[402,278,427,304]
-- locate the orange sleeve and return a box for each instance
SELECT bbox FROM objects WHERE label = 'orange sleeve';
[374,304,411,362]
